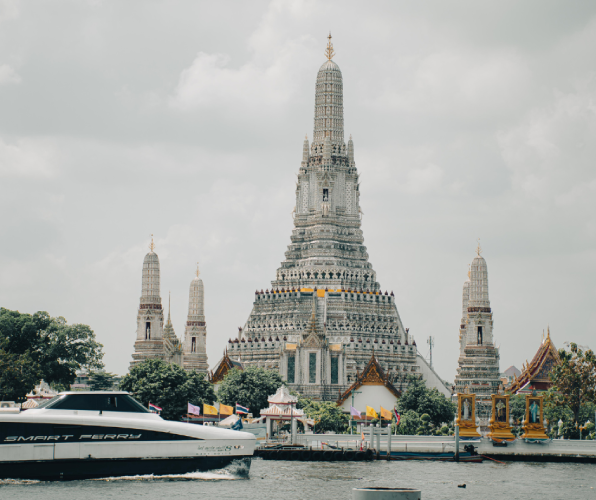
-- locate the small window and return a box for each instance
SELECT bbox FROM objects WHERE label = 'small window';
[331,357,339,384]
[287,356,295,384]
[309,353,317,384]
[323,189,329,202]
[145,321,151,340]
[477,326,483,345]
[191,337,197,353]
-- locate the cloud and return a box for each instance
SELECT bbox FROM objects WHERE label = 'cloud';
[0,63,20,85]
[0,0,19,22]
[0,137,54,178]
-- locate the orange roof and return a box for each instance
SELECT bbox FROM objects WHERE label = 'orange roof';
[337,351,401,405]
[507,330,561,394]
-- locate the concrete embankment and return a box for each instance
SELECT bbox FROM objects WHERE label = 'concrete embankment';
[286,434,596,463]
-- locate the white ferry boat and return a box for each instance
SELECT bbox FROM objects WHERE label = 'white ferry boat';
[0,391,256,480]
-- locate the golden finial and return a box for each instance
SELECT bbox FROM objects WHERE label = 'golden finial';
[547,325,550,339]
[150,234,155,252]
[196,262,200,278]
[467,264,471,279]
[476,238,482,256]
[325,32,335,60]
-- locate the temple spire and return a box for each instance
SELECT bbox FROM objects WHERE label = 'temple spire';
[325,32,335,60]
[150,234,155,253]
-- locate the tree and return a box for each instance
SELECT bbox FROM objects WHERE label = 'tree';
[416,413,432,435]
[298,398,349,433]
[88,370,118,391]
[549,343,596,425]
[217,367,283,416]
[396,376,456,427]
[393,410,420,435]
[0,340,43,401]
[0,308,104,400]
[120,359,215,421]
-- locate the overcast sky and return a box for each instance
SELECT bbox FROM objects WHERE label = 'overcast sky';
[1,0,595,382]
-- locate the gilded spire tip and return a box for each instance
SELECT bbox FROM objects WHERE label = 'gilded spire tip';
[476,238,482,256]
[325,32,335,61]
[196,262,200,278]
[150,234,155,252]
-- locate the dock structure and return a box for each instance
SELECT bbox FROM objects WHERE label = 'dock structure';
[256,432,596,464]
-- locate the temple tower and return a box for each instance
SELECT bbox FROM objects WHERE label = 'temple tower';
[182,264,209,373]
[229,36,421,400]
[454,244,501,405]
[131,236,165,367]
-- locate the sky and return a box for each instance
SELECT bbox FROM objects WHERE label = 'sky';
[1,0,595,382]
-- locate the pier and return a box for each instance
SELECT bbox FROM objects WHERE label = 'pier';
[256,431,596,463]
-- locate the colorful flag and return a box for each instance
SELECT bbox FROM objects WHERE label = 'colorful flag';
[203,403,218,415]
[220,403,233,415]
[187,403,201,416]
[236,404,249,414]
[350,406,362,418]
[380,406,392,421]
[366,406,378,419]
[394,409,401,425]
[148,402,162,413]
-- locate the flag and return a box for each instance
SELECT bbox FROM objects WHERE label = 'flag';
[394,409,401,425]
[366,406,378,419]
[187,403,201,416]
[361,432,365,441]
[231,418,244,431]
[350,406,362,418]
[236,403,249,414]
[148,403,162,413]
[203,403,218,415]
[380,406,392,421]
[220,403,233,415]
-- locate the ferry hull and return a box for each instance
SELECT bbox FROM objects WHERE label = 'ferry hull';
[0,455,251,481]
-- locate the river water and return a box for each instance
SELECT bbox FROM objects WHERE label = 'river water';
[0,459,593,500]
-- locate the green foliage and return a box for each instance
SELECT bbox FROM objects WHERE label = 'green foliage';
[396,376,455,427]
[549,343,596,423]
[392,410,420,435]
[298,398,349,433]
[217,367,283,416]
[119,359,215,421]
[0,340,43,401]
[416,413,432,435]
[509,395,526,425]
[88,370,118,391]
[0,308,104,400]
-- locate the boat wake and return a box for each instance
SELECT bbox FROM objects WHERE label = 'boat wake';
[91,458,252,482]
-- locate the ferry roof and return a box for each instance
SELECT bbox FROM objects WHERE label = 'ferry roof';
[57,391,130,395]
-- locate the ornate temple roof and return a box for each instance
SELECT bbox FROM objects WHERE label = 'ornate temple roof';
[507,329,561,394]
[337,351,401,405]
[210,350,243,384]
[267,385,298,405]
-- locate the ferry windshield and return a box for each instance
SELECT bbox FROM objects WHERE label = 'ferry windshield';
[41,394,150,413]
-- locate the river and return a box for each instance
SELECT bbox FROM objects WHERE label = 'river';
[0,459,593,499]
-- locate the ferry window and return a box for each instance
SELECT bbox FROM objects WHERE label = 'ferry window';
[287,356,295,384]
[47,394,150,413]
